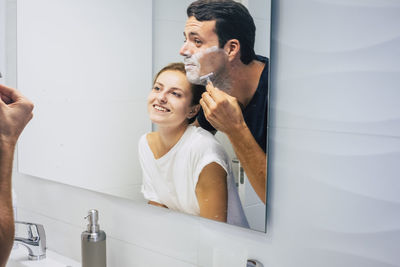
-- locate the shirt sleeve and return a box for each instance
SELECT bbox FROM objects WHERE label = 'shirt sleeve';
[190,134,230,188]
[141,176,161,203]
[193,153,229,186]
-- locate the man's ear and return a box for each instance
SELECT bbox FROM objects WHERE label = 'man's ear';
[224,39,240,62]
[187,104,201,119]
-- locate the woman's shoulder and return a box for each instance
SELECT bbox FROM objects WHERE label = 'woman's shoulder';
[145,132,157,141]
[138,132,155,152]
[185,127,231,177]
[185,126,226,153]
[187,126,218,144]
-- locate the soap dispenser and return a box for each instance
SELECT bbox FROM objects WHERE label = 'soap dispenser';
[81,209,107,267]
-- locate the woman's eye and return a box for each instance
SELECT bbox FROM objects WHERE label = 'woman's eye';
[153,86,160,91]
[171,92,181,97]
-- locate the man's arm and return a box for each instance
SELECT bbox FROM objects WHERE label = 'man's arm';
[226,125,266,203]
[200,84,266,203]
[0,84,34,267]
[0,142,16,267]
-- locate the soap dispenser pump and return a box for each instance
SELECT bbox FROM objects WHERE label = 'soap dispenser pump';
[81,209,107,267]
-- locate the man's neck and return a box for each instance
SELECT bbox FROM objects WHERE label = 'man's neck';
[217,58,265,107]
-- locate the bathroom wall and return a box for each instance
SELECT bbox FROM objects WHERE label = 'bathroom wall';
[0,0,5,83]
[16,0,152,199]
[8,0,400,267]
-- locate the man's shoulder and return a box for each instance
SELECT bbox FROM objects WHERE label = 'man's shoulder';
[255,55,268,64]
[255,55,269,91]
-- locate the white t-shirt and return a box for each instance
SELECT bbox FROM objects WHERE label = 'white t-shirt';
[139,125,249,228]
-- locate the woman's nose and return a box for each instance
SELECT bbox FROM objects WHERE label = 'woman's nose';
[157,92,167,103]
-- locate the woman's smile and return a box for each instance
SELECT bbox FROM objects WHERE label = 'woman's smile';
[153,104,170,113]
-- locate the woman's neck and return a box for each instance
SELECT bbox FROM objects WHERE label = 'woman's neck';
[149,123,189,159]
[158,122,188,148]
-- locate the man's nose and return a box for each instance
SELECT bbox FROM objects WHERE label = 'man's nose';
[179,41,191,57]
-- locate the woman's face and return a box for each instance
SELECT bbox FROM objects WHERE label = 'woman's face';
[147,70,194,128]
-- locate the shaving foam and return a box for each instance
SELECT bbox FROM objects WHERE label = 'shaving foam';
[184,46,224,85]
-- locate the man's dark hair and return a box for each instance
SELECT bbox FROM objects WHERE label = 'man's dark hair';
[187,0,256,64]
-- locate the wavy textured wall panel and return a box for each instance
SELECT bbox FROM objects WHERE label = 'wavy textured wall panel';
[267,0,400,266]
[268,128,400,266]
[270,0,400,137]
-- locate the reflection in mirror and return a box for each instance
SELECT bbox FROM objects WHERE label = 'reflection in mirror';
[140,62,248,228]
[14,0,270,232]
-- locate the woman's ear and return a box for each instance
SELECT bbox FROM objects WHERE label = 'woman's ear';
[187,104,201,119]
[224,39,240,62]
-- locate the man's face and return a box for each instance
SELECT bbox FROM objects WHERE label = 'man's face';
[180,16,227,85]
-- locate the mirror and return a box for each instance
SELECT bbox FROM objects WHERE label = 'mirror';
[12,0,270,232]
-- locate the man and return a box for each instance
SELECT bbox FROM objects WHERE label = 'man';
[0,84,34,267]
[180,0,268,203]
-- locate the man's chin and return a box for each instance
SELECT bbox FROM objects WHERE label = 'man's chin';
[185,72,202,85]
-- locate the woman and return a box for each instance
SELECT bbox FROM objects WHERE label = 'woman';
[139,63,248,228]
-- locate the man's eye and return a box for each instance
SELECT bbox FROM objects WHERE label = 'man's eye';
[194,39,202,45]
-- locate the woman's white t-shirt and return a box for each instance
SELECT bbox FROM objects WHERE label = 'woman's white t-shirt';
[139,125,249,228]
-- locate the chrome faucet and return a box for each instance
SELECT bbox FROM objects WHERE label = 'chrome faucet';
[14,221,46,260]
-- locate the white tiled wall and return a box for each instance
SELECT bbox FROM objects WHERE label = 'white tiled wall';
[15,0,152,200]
[152,0,193,76]
[7,0,400,267]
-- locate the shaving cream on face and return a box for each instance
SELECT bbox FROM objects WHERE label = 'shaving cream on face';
[183,46,223,85]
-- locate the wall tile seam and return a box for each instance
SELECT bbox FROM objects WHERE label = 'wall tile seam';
[17,206,84,229]
[269,125,400,140]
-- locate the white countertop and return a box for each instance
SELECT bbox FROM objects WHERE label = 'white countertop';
[7,245,80,267]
